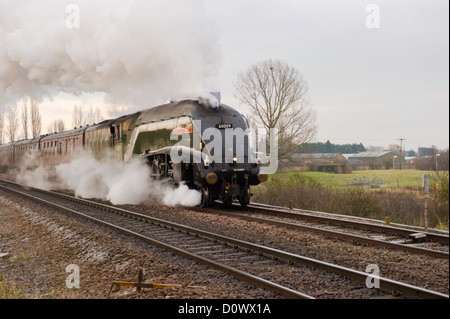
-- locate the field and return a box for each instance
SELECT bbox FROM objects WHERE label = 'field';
[273,169,433,189]
[252,169,449,230]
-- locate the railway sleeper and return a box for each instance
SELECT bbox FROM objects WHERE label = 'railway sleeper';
[154,233,190,241]
[178,243,219,251]
[184,246,227,253]
[215,252,253,259]
[250,259,278,265]
[169,239,206,246]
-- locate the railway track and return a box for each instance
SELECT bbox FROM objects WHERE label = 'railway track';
[246,202,450,244]
[0,179,448,299]
[195,202,449,260]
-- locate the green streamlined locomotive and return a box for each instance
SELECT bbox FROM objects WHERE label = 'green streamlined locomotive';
[0,98,268,207]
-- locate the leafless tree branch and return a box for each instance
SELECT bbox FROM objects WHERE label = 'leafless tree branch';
[21,98,29,139]
[234,59,317,160]
[30,100,42,138]
[48,119,66,133]
[7,105,19,143]
[72,104,84,128]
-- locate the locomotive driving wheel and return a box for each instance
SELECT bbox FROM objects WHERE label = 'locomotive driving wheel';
[239,186,250,207]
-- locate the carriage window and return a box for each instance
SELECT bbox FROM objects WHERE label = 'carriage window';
[115,126,120,140]
[111,125,120,140]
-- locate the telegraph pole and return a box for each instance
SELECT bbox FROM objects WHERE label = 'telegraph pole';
[398,138,405,170]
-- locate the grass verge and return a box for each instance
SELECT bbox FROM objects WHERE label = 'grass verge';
[252,171,449,230]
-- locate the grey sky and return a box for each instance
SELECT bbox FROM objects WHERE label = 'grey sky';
[204,0,449,151]
[1,0,448,152]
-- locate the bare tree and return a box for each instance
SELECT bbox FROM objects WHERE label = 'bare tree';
[47,123,54,134]
[72,104,84,128]
[7,105,19,143]
[387,143,400,153]
[47,119,66,134]
[85,105,104,125]
[30,100,42,138]
[439,149,449,171]
[94,106,104,123]
[21,98,29,139]
[56,119,66,132]
[86,105,95,125]
[234,59,317,160]
[366,145,384,152]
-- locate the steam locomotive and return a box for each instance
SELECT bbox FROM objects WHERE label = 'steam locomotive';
[0,97,268,207]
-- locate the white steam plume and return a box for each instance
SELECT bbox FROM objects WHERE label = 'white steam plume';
[0,0,221,109]
[16,150,202,207]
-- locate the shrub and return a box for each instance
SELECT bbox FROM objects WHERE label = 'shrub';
[252,173,449,229]
[429,171,449,229]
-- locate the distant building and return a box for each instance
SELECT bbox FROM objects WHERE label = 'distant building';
[292,153,346,162]
[347,151,398,169]
[289,153,351,173]
[347,151,397,161]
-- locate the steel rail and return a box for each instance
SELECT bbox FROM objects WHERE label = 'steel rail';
[240,203,449,246]
[200,207,448,259]
[249,202,450,236]
[0,183,312,299]
[1,182,447,299]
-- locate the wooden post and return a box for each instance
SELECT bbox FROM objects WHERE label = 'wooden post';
[422,174,430,232]
[289,200,293,210]
[137,268,143,292]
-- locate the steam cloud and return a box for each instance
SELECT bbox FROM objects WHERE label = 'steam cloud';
[16,150,202,207]
[2,0,213,206]
[0,0,221,109]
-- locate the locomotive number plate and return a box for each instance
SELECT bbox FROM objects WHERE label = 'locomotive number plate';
[216,123,232,129]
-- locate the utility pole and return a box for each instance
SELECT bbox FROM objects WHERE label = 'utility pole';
[398,138,405,170]
[393,155,397,188]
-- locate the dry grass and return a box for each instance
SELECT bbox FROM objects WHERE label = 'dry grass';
[252,172,449,230]
[272,169,435,189]
[0,273,24,299]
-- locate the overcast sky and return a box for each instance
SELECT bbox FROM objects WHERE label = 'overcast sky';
[1,0,448,151]
[203,0,449,151]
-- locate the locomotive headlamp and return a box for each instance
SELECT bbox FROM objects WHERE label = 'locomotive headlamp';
[257,173,268,183]
[232,156,238,163]
[206,173,218,185]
